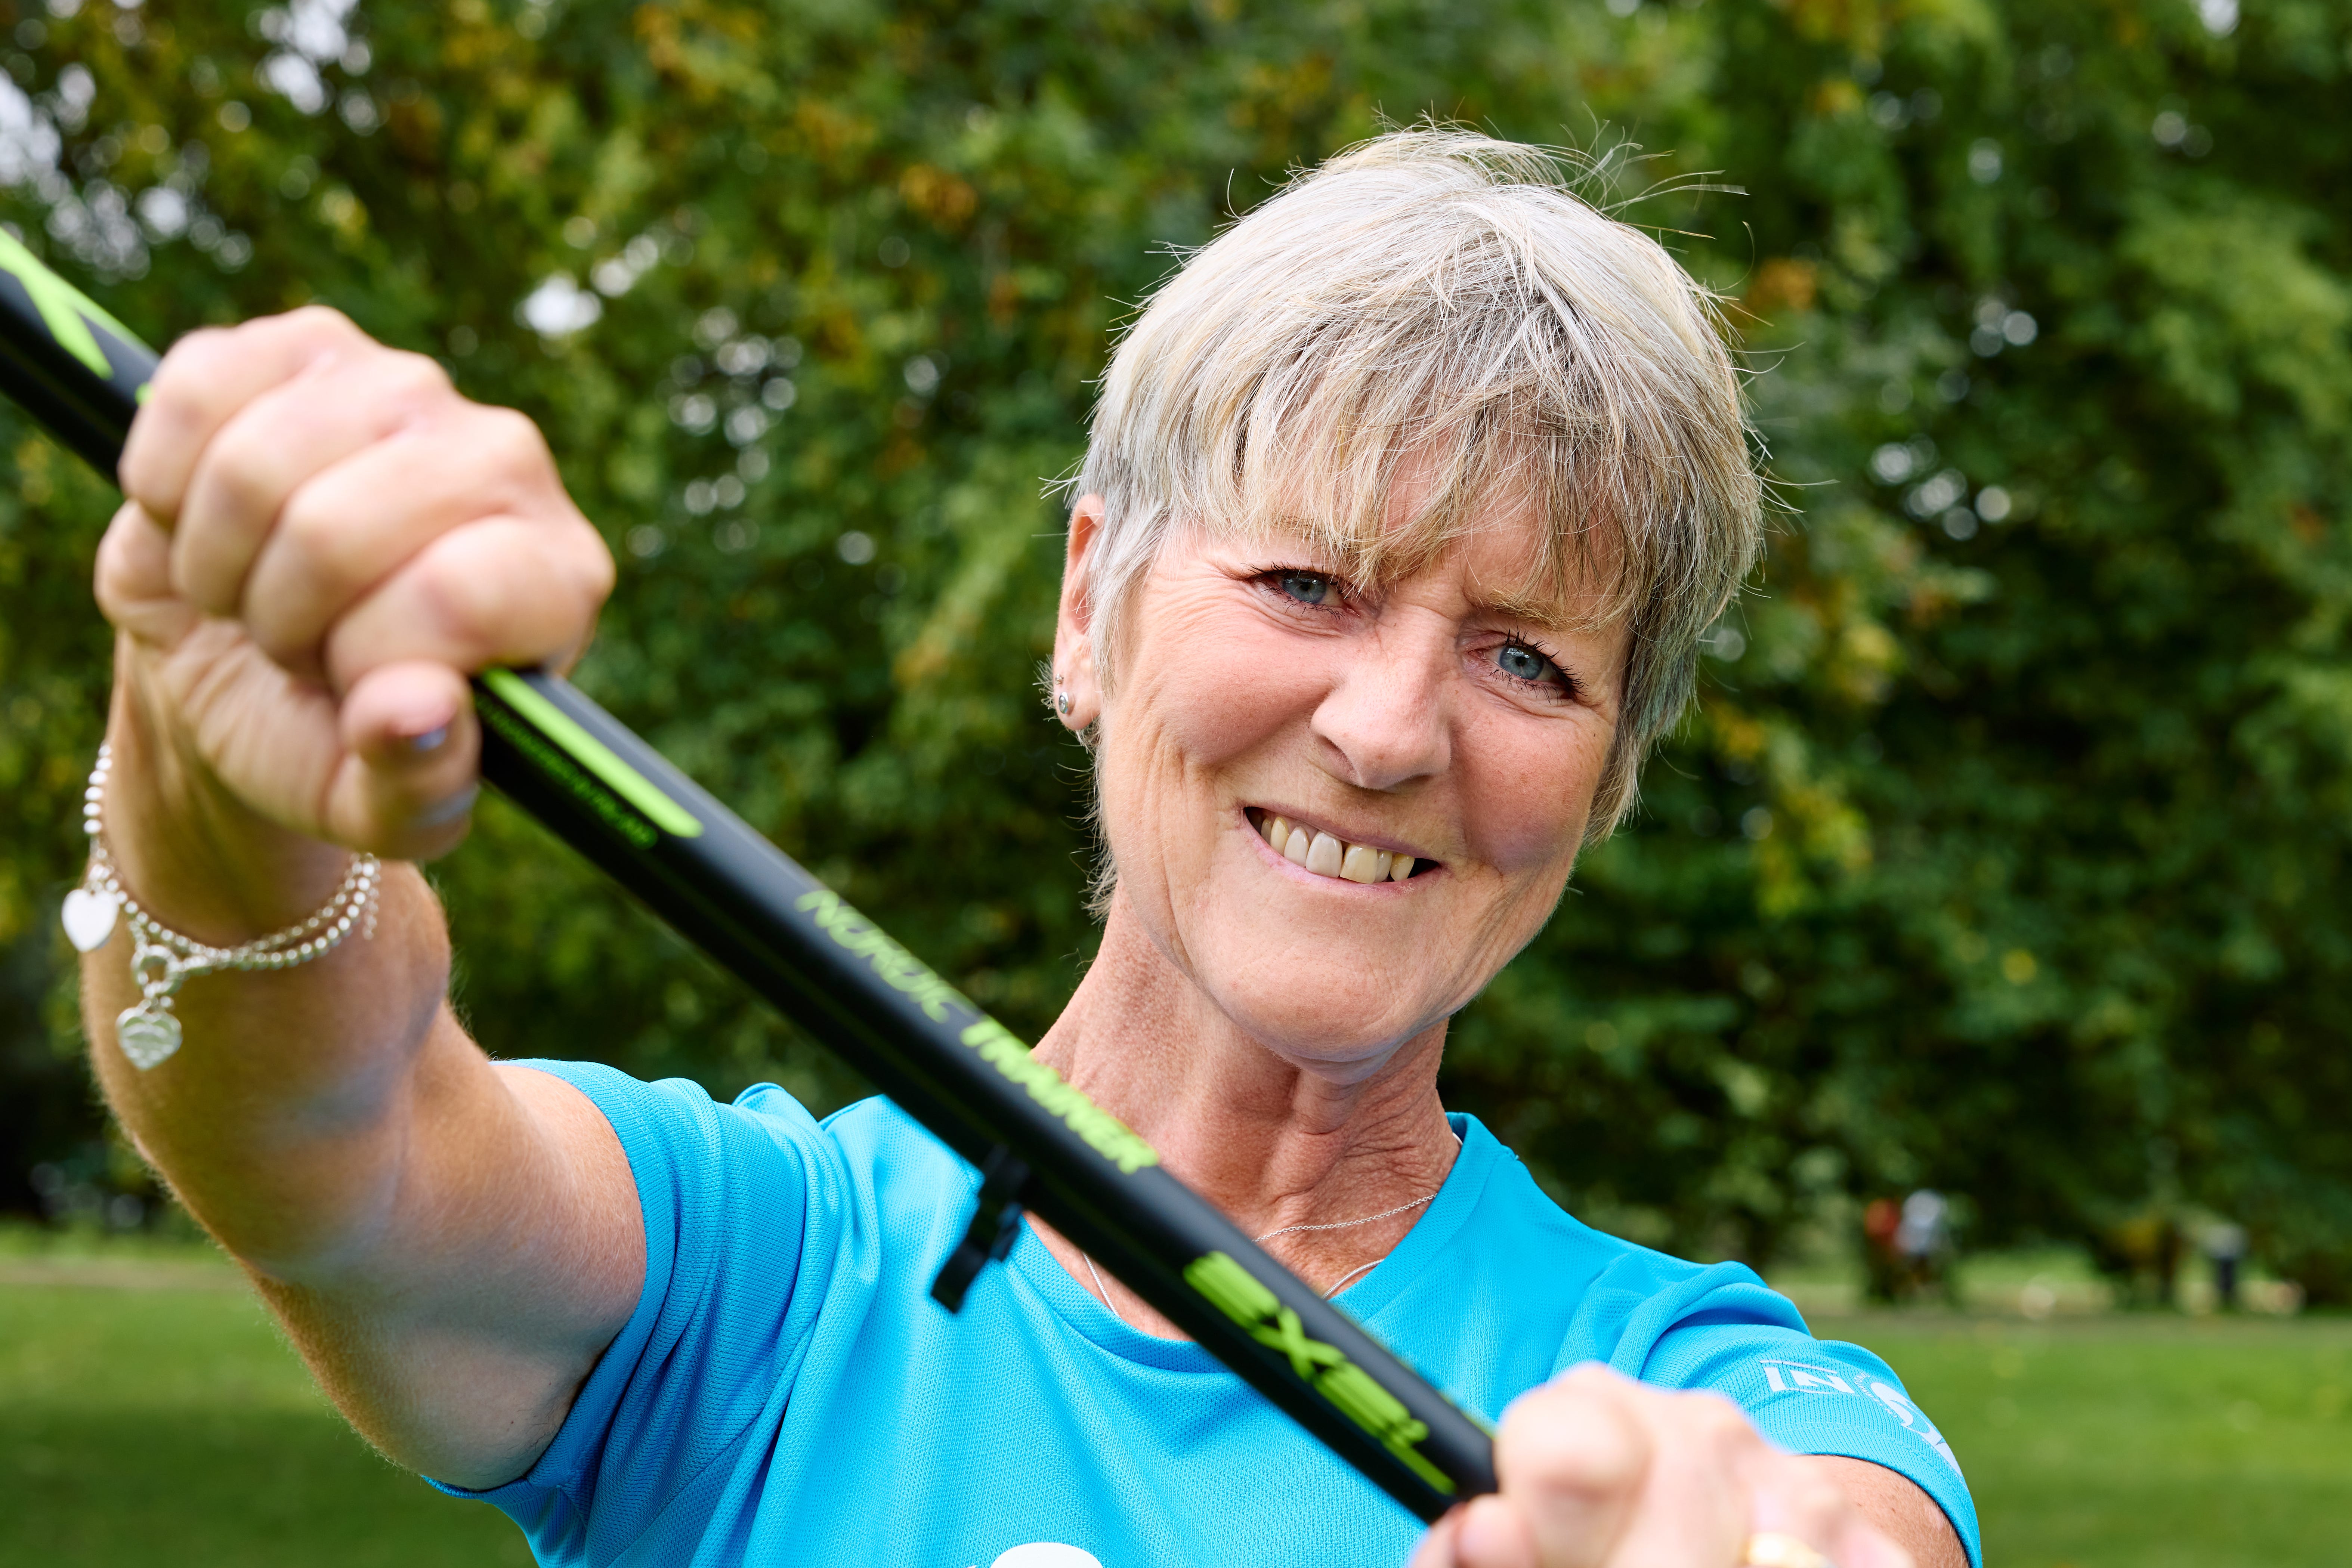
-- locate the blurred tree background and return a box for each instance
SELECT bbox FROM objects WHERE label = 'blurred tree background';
[1,0,2347,1296]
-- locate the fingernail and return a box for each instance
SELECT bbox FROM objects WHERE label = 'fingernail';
[404,724,450,754]
[415,783,479,827]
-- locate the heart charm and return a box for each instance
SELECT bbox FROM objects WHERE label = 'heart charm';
[61,887,119,953]
[115,1005,183,1070]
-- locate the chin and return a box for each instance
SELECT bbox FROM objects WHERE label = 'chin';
[1205,963,1449,1071]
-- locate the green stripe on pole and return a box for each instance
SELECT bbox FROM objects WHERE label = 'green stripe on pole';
[479,668,704,839]
[0,229,143,375]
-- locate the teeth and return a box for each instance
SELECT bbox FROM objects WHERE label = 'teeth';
[1302,831,1341,876]
[1258,813,1418,886]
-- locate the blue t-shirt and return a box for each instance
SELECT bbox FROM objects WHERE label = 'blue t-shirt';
[444,1063,1979,1567]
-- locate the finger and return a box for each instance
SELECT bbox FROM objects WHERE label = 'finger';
[1749,1455,1854,1551]
[324,661,482,859]
[1826,1520,1916,1568]
[1453,1495,1540,1568]
[119,306,372,520]
[92,500,200,650]
[1494,1366,1652,1567]
[320,516,615,695]
[1625,1390,1769,1562]
[1750,1458,1916,1568]
[171,345,456,615]
[241,404,584,675]
[1409,1509,1465,1568]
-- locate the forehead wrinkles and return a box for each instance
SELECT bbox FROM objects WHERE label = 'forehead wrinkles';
[1211,410,1642,638]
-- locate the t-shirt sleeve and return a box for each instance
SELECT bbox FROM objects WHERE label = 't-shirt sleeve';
[1568,1256,1983,1568]
[427,1061,849,1563]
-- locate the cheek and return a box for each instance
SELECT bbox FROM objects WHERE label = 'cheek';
[1456,709,1612,874]
[1104,593,1324,786]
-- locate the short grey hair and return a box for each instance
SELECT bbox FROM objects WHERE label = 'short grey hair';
[1067,128,1763,837]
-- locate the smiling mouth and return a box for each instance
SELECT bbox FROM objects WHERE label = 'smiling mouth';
[1248,809,1429,884]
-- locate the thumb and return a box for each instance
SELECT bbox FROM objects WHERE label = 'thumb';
[1409,1497,1544,1568]
[327,661,481,859]
[1410,1508,1465,1568]
[1453,1496,1542,1568]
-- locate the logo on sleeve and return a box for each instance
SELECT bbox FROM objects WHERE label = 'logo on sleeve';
[1758,1359,1859,1396]
[1755,1359,1963,1477]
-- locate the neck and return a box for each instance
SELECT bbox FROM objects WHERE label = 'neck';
[1027,894,1460,1333]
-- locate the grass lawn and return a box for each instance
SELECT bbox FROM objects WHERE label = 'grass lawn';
[0,1265,528,1567]
[4,1240,2350,1565]
[1832,1311,2352,1568]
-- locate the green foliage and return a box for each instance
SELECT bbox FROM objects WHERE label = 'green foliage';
[1,0,2348,1290]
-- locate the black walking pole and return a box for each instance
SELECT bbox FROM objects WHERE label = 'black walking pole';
[0,233,1498,1522]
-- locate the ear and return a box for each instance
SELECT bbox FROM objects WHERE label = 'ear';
[1051,494,1107,731]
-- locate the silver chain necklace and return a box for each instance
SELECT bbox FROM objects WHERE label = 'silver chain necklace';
[1252,1190,1439,1244]
[1084,1134,1461,1318]
[1253,1130,1461,1246]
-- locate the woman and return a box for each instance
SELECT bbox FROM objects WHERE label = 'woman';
[78,131,1974,1568]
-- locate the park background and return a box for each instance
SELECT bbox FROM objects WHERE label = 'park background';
[1,0,2348,1561]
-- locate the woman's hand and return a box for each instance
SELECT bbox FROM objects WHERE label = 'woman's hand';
[99,304,613,878]
[1409,1367,1918,1568]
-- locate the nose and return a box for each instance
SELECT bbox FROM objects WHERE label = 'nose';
[1308,614,1452,792]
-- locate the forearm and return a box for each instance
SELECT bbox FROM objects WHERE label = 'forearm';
[81,661,455,1278]
[80,664,647,1483]
[66,308,642,1484]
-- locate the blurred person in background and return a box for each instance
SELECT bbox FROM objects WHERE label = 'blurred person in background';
[2203,1223,2247,1311]
[1895,1191,1954,1305]
[1862,1199,1904,1305]
[72,132,1972,1568]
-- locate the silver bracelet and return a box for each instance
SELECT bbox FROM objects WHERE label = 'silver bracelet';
[62,743,382,1070]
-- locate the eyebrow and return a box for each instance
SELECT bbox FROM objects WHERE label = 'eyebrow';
[1242,511,1618,636]
[1466,585,1584,637]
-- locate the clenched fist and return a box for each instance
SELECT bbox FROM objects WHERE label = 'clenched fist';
[96,306,612,868]
[1411,1367,1927,1568]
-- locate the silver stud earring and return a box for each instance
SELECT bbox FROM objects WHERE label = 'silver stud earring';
[1057,686,1073,716]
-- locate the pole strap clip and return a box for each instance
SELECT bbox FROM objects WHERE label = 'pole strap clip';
[930,1144,1030,1312]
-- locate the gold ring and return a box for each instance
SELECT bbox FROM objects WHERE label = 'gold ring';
[1743,1533,1834,1568]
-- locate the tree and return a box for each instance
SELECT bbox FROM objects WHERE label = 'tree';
[3,0,2347,1295]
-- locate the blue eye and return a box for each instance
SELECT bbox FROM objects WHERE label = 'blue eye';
[1277,572,1331,606]
[1498,642,1556,683]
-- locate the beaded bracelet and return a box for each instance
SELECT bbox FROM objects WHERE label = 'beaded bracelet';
[62,744,381,1070]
